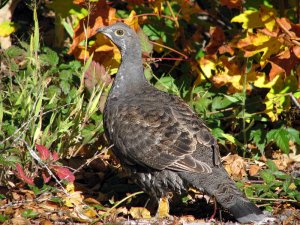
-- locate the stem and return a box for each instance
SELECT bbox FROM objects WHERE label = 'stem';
[102,191,144,218]
[166,1,179,28]
[149,41,188,59]
[249,197,297,202]
[134,13,176,22]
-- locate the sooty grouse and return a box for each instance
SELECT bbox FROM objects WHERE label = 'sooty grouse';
[99,22,272,223]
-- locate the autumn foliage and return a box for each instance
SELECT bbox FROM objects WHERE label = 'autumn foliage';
[0,0,299,223]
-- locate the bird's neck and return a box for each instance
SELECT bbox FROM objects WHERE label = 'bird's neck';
[111,45,148,96]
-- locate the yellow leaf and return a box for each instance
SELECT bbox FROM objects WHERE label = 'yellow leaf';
[0,21,16,37]
[64,191,84,207]
[151,1,164,14]
[260,7,277,31]
[237,32,283,65]
[198,57,216,79]
[157,197,169,218]
[288,183,297,190]
[64,183,84,207]
[124,10,139,31]
[253,72,280,88]
[66,183,75,193]
[129,207,151,219]
[231,10,262,29]
[231,7,277,31]
[221,133,242,146]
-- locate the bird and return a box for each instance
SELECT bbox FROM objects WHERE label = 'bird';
[98,22,273,223]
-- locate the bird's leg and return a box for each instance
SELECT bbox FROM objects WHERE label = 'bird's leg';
[209,197,218,221]
[156,193,173,218]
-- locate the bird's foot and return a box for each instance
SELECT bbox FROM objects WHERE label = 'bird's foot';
[208,197,217,221]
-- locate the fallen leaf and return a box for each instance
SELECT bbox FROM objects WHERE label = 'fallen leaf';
[223,154,247,179]
[249,164,261,176]
[129,207,151,219]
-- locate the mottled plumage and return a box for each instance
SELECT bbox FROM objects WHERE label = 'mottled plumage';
[99,22,272,223]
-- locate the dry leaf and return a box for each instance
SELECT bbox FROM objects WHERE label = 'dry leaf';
[223,154,247,179]
[205,26,225,55]
[129,207,151,219]
[157,197,169,218]
[249,164,261,176]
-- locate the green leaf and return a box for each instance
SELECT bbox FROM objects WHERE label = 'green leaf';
[286,127,300,145]
[21,209,39,219]
[245,187,254,198]
[33,6,39,52]
[0,213,8,222]
[273,171,289,179]
[40,47,59,66]
[250,129,266,153]
[211,96,234,110]
[283,178,292,193]
[266,160,278,172]
[137,29,153,54]
[6,45,24,58]
[267,127,290,153]
[260,170,275,184]
[155,76,180,95]
[60,80,70,94]
[59,70,72,81]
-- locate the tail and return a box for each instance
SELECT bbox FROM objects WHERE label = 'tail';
[180,167,271,223]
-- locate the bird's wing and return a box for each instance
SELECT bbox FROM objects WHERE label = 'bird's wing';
[112,93,221,174]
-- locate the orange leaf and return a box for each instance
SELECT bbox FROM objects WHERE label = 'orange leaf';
[249,164,260,176]
[223,154,247,180]
[68,0,117,55]
[123,10,140,32]
[269,48,300,79]
[220,0,242,9]
[205,27,225,55]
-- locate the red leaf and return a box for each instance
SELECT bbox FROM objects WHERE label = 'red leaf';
[52,151,59,161]
[36,144,51,161]
[42,172,51,183]
[15,163,34,185]
[53,166,75,182]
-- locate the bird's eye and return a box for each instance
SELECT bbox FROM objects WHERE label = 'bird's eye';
[115,29,124,36]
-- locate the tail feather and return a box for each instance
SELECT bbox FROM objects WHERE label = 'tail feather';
[227,197,266,223]
[179,167,271,223]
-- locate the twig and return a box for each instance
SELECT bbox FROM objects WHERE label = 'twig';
[248,197,298,202]
[149,41,188,59]
[276,18,300,47]
[166,1,179,28]
[102,191,144,218]
[72,144,114,174]
[145,57,189,61]
[134,13,176,22]
[288,92,300,109]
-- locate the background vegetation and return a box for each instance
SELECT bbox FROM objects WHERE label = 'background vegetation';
[0,0,299,223]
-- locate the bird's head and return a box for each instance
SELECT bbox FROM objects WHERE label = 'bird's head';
[98,22,138,55]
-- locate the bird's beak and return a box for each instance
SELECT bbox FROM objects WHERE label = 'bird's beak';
[97,26,112,39]
[97,26,105,33]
